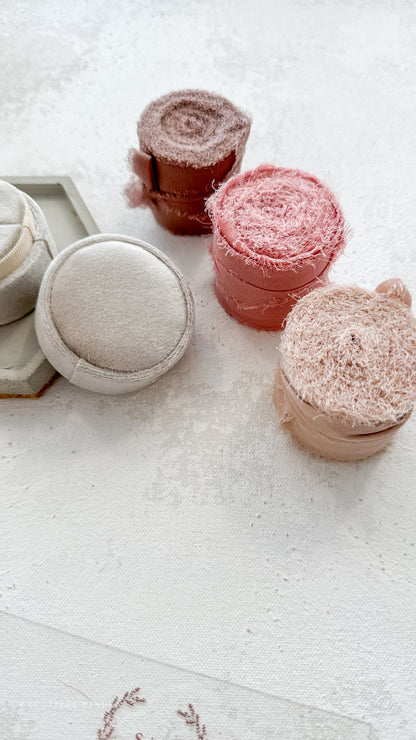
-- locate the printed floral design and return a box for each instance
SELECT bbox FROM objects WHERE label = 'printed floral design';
[98,687,146,739]
[98,688,207,739]
[178,704,207,739]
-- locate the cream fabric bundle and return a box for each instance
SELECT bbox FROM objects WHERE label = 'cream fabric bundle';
[35,234,195,394]
[0,181,55,325]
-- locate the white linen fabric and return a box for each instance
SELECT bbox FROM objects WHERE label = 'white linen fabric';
[4,2,416,738]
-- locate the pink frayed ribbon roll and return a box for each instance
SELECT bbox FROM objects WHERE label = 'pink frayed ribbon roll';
[275,280,416,461]
[207,165,346,330]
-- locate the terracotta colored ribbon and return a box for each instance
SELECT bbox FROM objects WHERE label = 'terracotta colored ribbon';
[126,150,245,236]
[131,148,237,195]
[275,367,410,461]
[210,230,339,329]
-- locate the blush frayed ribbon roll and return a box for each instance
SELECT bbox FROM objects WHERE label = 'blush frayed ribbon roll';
[125,89,251,235]
[207,165,346,330]
[275,280,416,461]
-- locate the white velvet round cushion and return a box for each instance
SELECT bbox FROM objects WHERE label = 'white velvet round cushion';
[35,234,195,394]
[0,181,55,325]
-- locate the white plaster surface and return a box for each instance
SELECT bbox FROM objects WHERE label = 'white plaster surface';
[1,1,416,738]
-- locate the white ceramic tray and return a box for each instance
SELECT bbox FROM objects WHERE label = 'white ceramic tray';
[0,177,99,397]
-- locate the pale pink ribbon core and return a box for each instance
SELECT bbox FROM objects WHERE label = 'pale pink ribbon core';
[275,280,413,461]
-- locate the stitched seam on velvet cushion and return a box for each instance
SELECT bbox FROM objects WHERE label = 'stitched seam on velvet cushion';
[42,237,194,380]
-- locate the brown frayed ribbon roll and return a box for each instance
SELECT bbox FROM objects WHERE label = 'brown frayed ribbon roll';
[275,279,416,461]
[125,89,251,235]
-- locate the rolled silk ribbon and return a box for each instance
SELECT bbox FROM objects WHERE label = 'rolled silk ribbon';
[275,369,411,462]
[275,280,416,461]
[207,165,346,330]
[125,89,251,235]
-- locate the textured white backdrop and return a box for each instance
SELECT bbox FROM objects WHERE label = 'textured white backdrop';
[1,1,416,738]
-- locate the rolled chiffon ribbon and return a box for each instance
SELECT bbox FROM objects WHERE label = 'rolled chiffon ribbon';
[275,279,416,461]
[207,165,346,330]
[275,369,411,462]
[126,89,251,235]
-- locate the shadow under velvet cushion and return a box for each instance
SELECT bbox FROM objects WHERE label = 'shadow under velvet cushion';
[35,235,194,394]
